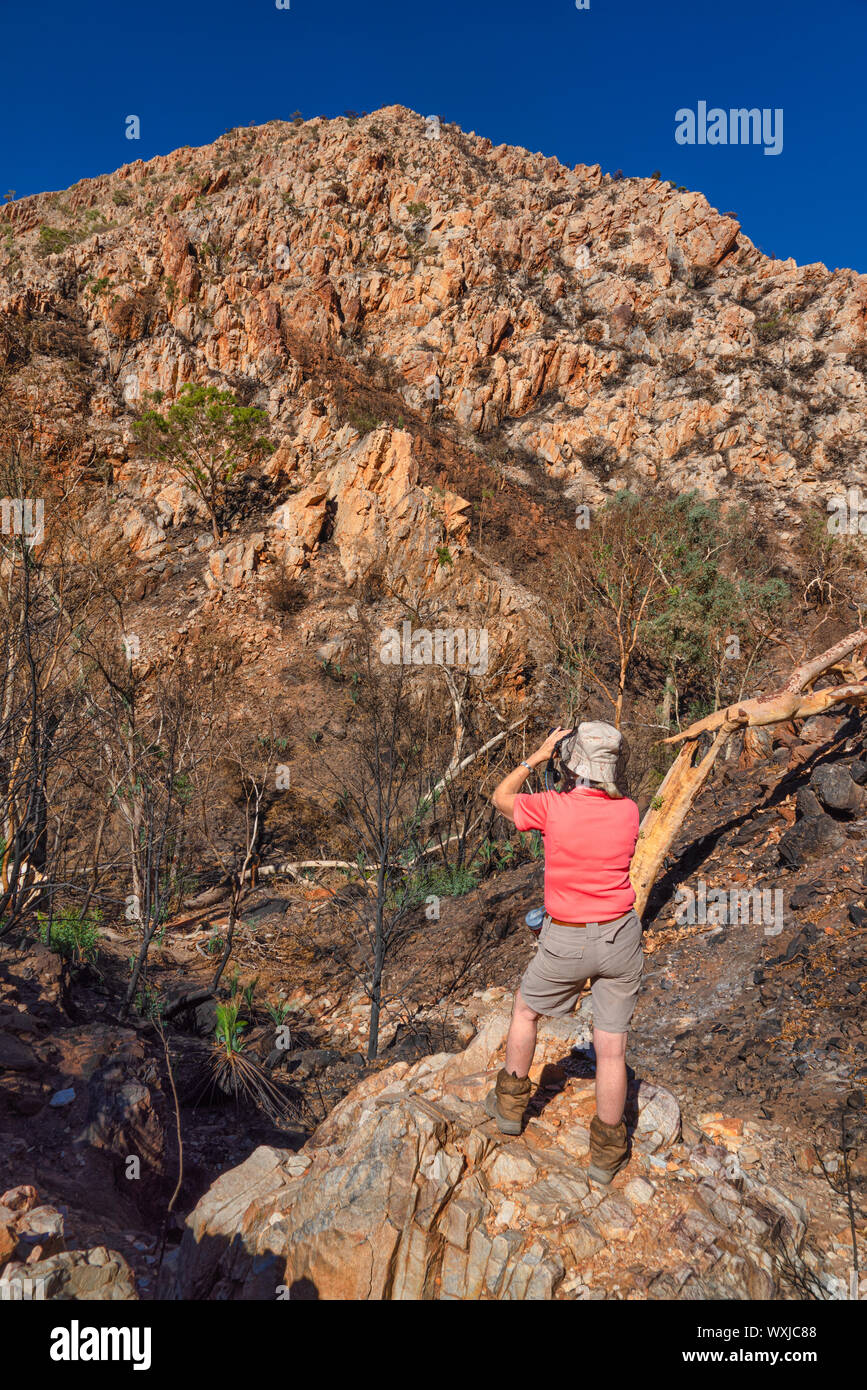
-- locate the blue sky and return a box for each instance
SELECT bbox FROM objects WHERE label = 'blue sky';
[3,0,865,272]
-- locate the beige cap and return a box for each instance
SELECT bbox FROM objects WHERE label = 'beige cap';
[561,721,623,785]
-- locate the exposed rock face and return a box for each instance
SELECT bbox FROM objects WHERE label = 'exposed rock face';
[2,104,866,578]
[165,1004,828,1301]
[0,1184,137,1300]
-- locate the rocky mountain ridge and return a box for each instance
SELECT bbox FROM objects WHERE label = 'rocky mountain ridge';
[3,103,866,550]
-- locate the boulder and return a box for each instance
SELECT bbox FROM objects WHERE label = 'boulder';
[778,813,846,870]
[0,1247,137,1300]
[164,1001,813,1301]
[811,763,867,816]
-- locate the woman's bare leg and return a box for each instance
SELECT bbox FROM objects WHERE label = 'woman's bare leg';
[504,990,540,1076]
[593,1026,627,1124]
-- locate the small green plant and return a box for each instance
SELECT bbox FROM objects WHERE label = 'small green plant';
[215,1001,247,1053]
[400,862,479,910]
[204,930,224,956]
[198,999,295,1124]
[435,545,454,568]
[651,794,664,811]
[38,907,101,965]
[265,999,293,1025]
[242,977,259,1013]
[136,980,163,1021]
[517,831,544,860]
[407,201,429,219]
[755,317,784,342]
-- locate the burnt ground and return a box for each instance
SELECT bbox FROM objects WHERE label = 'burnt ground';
[1,708,865,1297]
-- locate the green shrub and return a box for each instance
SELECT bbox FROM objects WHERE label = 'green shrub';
[348,408,380,435]
[38,907,101,965]
[37,225,77,256]
[402,863,479,908]
[755,317,785,342]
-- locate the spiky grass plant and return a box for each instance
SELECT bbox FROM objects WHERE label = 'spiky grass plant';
[198,1001,297,1125]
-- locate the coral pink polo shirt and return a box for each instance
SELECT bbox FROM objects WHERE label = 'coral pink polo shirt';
[513,787,640,922]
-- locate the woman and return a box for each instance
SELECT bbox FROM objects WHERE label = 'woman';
[488,721,642,1185]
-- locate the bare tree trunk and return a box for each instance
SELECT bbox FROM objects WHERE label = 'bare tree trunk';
[631,720,741,918]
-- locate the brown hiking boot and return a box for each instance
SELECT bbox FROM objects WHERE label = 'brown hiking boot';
[588,1115,628,1185]
[484,1068,532,1135]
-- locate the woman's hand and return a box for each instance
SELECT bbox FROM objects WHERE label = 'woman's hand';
[527,726,572,769]
[491,726,572,822]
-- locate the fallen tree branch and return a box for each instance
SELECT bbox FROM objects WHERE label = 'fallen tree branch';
[631,624,867,921]
[664,681,867,746]
[784,627,867,693]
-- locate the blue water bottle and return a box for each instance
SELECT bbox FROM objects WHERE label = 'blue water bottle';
[525,906,545,937]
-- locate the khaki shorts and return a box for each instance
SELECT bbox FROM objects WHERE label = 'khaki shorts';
[519,910,643,1033]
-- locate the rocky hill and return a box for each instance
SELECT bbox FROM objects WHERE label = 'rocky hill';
[3,103,867,514]
[2,106,866,649]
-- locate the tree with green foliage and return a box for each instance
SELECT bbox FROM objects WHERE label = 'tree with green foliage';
[558,490,787,730]
[643,496,788,728]
[134,383,272,544]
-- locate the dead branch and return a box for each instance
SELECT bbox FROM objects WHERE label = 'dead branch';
[630,626,867,919]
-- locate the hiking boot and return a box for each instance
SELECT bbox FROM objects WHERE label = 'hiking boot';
[484,1068,532,1135]
[588,1115,628,1185]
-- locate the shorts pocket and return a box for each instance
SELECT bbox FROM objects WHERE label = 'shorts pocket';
[540,922,587,961]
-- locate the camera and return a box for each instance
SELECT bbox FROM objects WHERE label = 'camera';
[546,726,575,788]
